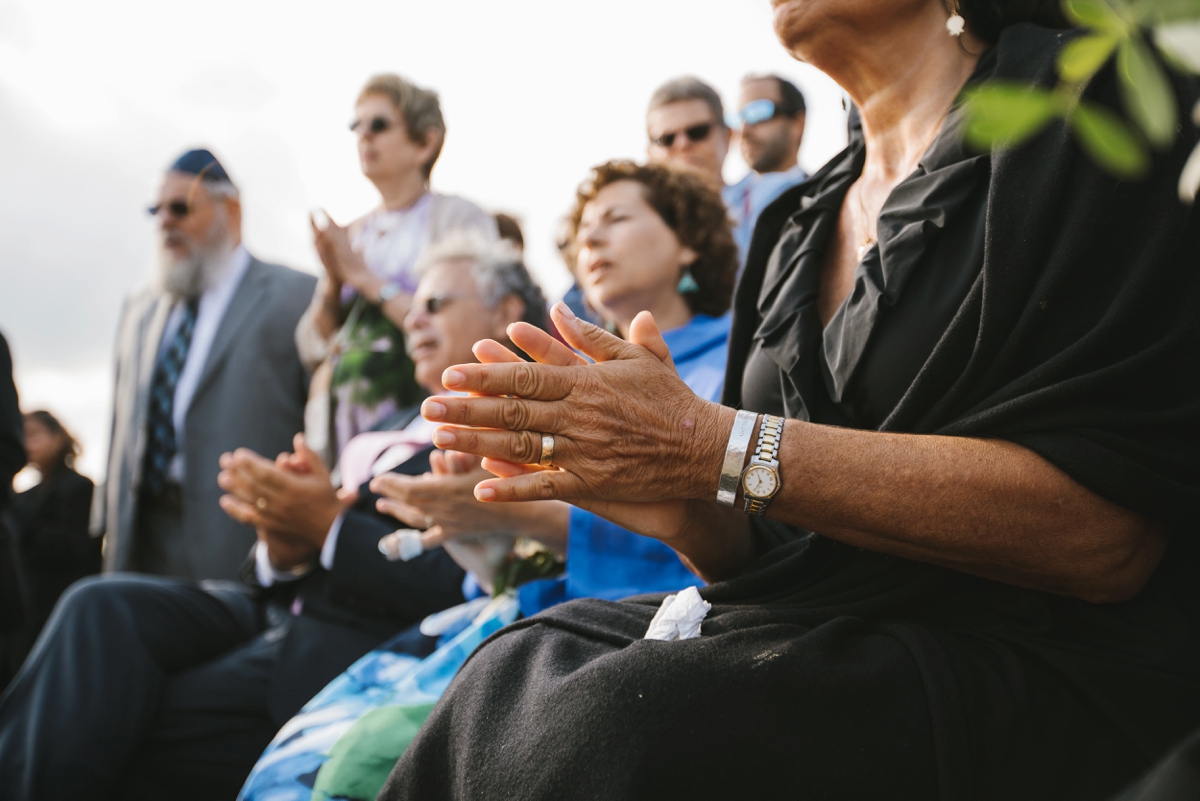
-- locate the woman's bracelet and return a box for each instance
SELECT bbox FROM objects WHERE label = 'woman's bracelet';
[717,410,758,506]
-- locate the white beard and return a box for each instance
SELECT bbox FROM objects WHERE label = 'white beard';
[155,211,234,299]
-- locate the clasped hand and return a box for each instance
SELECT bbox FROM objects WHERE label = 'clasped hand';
[217,433,348,572]
[420,303,734,542]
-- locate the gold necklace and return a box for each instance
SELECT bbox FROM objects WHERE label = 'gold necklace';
[854,96,959,263]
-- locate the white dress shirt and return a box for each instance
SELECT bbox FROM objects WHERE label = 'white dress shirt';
[156,245,252,482]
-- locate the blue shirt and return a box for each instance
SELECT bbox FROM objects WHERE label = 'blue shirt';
[518,312,732,616]
[722,164,808,274]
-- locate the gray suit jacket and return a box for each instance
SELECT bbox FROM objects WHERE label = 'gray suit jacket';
[103,256,317,580]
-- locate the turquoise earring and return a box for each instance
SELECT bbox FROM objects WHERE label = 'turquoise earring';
[677,267,700,294]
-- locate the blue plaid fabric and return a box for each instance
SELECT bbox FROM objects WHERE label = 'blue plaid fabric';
[142,299,199,496]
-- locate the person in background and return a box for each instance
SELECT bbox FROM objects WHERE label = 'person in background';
[11,412,99,646]
[103,149,315,582]
[296,73,497,465]
[555,214,602,326]
[0,237,543,801]
[723,73,809,269]
[646,76,731,193]
[0,332,25,685]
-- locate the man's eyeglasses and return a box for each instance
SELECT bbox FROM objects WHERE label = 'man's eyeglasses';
[147,201,190,219]
[650,122,715,149]
[350,116,394,135]
[419,292,474,315]
[729,99,781,129]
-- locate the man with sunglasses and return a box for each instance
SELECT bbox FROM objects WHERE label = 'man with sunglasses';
[102,149,315,583]
[646,76,732,192]
[723,73,809,269]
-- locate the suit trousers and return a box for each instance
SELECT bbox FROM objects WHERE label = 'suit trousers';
[0,573,282,801]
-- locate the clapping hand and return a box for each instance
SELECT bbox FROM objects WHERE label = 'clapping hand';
[218,434,349,572]
[310,209,372,289]
[421,304,738,549]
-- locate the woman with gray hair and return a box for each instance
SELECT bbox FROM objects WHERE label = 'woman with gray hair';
[295,73,498,464]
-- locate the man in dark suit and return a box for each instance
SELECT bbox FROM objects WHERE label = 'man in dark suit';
[103,149,316,581]
[0,237,549,800]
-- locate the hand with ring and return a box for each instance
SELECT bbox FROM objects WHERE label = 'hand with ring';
[419,304,739,541]
[218,433,350,571]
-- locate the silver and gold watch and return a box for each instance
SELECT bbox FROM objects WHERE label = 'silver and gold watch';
[741,414,783,516]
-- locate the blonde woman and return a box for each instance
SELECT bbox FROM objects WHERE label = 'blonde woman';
[296,74,496,462]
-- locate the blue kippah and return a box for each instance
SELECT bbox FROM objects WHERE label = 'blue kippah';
[168,148,233,184]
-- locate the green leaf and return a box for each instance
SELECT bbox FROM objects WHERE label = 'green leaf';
[1117,36,1179,147]
[1063,0,1128,34]
[962,84,1060,150]
[1132,0,1200,25]
[1070,101,1150,176]
[1059,33,1120,81]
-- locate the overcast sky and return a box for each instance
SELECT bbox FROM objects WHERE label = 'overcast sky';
[0,0,848,481]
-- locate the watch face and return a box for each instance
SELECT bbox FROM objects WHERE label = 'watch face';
[742,465,778,499]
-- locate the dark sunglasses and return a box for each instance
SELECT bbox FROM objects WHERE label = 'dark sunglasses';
[420,292,474,315]
[650,122,715,149]
[349,116,394,135]
[147,200,190,219]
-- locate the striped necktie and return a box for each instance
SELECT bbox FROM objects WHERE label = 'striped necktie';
[143,298,199,496]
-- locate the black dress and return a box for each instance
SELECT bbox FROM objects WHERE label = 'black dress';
[382,25,1200,801]
[11,466,100,633]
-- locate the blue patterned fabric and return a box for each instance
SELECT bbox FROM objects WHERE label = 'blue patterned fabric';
[143,299,198,495]
[239,596,518,801]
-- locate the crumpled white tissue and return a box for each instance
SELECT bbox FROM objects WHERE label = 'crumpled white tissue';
[378,529,424,562]
[643,586,711,641]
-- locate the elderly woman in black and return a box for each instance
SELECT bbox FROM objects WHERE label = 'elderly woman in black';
[383,1,1200,799]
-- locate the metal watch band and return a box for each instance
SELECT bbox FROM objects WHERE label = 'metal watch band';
[743,414,783,516]
[717,410,759,506]
[756,414,783,465]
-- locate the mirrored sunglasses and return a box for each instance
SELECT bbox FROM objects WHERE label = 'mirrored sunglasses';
[729,99,780,129]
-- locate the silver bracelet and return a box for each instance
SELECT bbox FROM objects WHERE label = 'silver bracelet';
[717,409,759,506]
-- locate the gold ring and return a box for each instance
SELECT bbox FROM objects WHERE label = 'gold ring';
[539,434,555,468]
[256,497,268,511]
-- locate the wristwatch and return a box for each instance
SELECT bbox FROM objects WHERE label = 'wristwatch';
[741,414,783,516]
[377,281,403,305]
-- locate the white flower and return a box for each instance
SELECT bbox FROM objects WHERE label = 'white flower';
[946,14,965,37]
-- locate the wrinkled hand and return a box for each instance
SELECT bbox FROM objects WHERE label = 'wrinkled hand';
[218,434,348,569]
[370,450,516,550]
[311,210,371,288]
[420,303,732,510]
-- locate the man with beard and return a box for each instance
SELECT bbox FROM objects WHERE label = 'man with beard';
[103,149,315,581]
[722,73,808,270]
